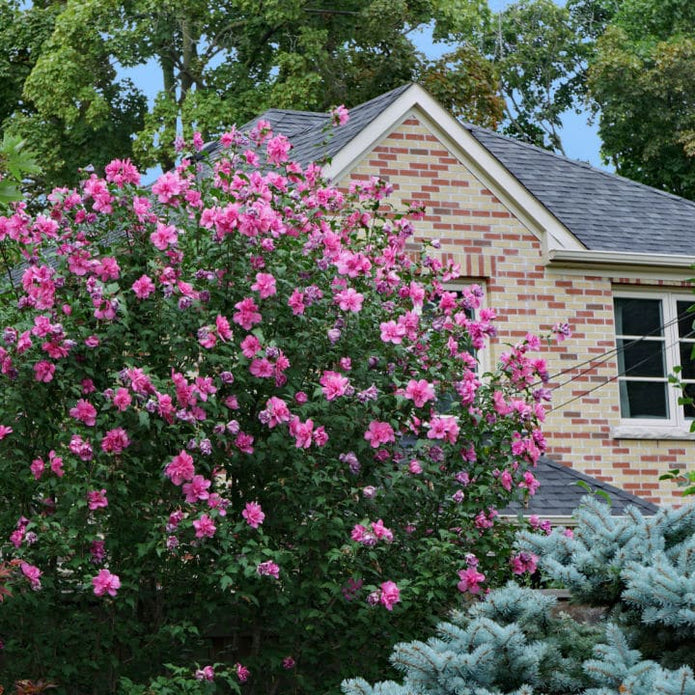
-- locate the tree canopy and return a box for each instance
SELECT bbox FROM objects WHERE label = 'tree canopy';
[586,0,695,198]
[5,0,695,199]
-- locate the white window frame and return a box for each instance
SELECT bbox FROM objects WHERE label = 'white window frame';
[612,290,695,440]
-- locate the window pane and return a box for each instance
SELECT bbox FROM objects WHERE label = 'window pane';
[617,339,666,378]
[614,297,663,336]
[678,301,695,339]
[619,381,668,419]
[679,342,695,380]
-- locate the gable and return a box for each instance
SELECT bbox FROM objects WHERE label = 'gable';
[322,86,584,256]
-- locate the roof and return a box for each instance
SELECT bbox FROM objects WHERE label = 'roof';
[503,457,659,517]
[466,125,695,255]
[232,83,695,257]
[210,83,413,169]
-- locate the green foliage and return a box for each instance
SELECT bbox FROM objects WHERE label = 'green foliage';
[0,133,40,209]
[485,0,591,154]
[587,0,695,198]
[1,0,455,184]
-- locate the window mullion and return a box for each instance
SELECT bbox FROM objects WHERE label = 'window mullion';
[663,296,683,426]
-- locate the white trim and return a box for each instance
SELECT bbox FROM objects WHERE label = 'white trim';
[549,248,695,275]
[613,289,695,429]
[612,424,695,440]
[323,84,584,253]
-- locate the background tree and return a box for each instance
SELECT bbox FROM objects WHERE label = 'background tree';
[485,0,590,154]
[0,0,146,195]
[2,0,462,186]
[1,0,600,196]
[586,0,695,198]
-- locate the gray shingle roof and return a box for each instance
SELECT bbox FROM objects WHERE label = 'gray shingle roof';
[503,457,659,517]
[230,83,695,256]
[466,125,695,255]
[208,84,413,168]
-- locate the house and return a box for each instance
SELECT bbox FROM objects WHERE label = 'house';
[225,83,695,507]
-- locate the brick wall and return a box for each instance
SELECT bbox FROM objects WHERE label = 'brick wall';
[343,115,691,506]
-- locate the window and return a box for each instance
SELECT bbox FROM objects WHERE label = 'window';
[614,293,695,427]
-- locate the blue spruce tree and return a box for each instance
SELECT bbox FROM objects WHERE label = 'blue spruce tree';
[343,497,695,695]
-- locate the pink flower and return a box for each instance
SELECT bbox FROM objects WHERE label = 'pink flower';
[263,396,291,428]
[351,524,374,546]
[519,471,540,496]
[288,288,305,315]
[371,519,393,542]
[69,399,97,426]
[33,360,55,382]
[49,450,64,477]
[251,272,277,299]
[331,104,350,126]
[510,552,538,575]
[427,415,460,444]
[552,322,572,342]
[101,427,131,454]
[364,420,395,449]
[165,450,195,486]
[500,469,513,491]
[21,562,42,590]
[242,501,265,529]
[0,425,12,440]
[256,560,280,578]
[289,417,314,448]
[379,320,406,344]
[112,388,132,412]
[92,569,121,597]
[69,434,93,461]
[233,297,262,330]
[131,274,156,299]
[104,158,140,187]
[379,581,400,611]
[192,514,216,538]
[250,358,273,378]
[235,663,250,683]
[195,666,215,681]
[149,222,178,250]
[182,475,211,503]
[282,656,296,670]
[215,314,233,341]
[235,432,255,454]
[30,457,45,480]
[319,370,350,401]
[408,459,423,474]
[87,489,108,511]
[334,287,364,312]
[241,334,262,357]
[266,134,291,164]
[457,567,486,594]
[404,379,436,408]
[151,170,186,203]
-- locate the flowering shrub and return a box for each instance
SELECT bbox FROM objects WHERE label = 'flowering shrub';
[0,114,551,693]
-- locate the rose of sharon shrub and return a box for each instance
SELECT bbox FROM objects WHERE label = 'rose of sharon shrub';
[0,115,551,693]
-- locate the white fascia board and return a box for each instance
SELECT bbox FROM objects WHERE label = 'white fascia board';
[323,84,584,253]
[548,248,695,278]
